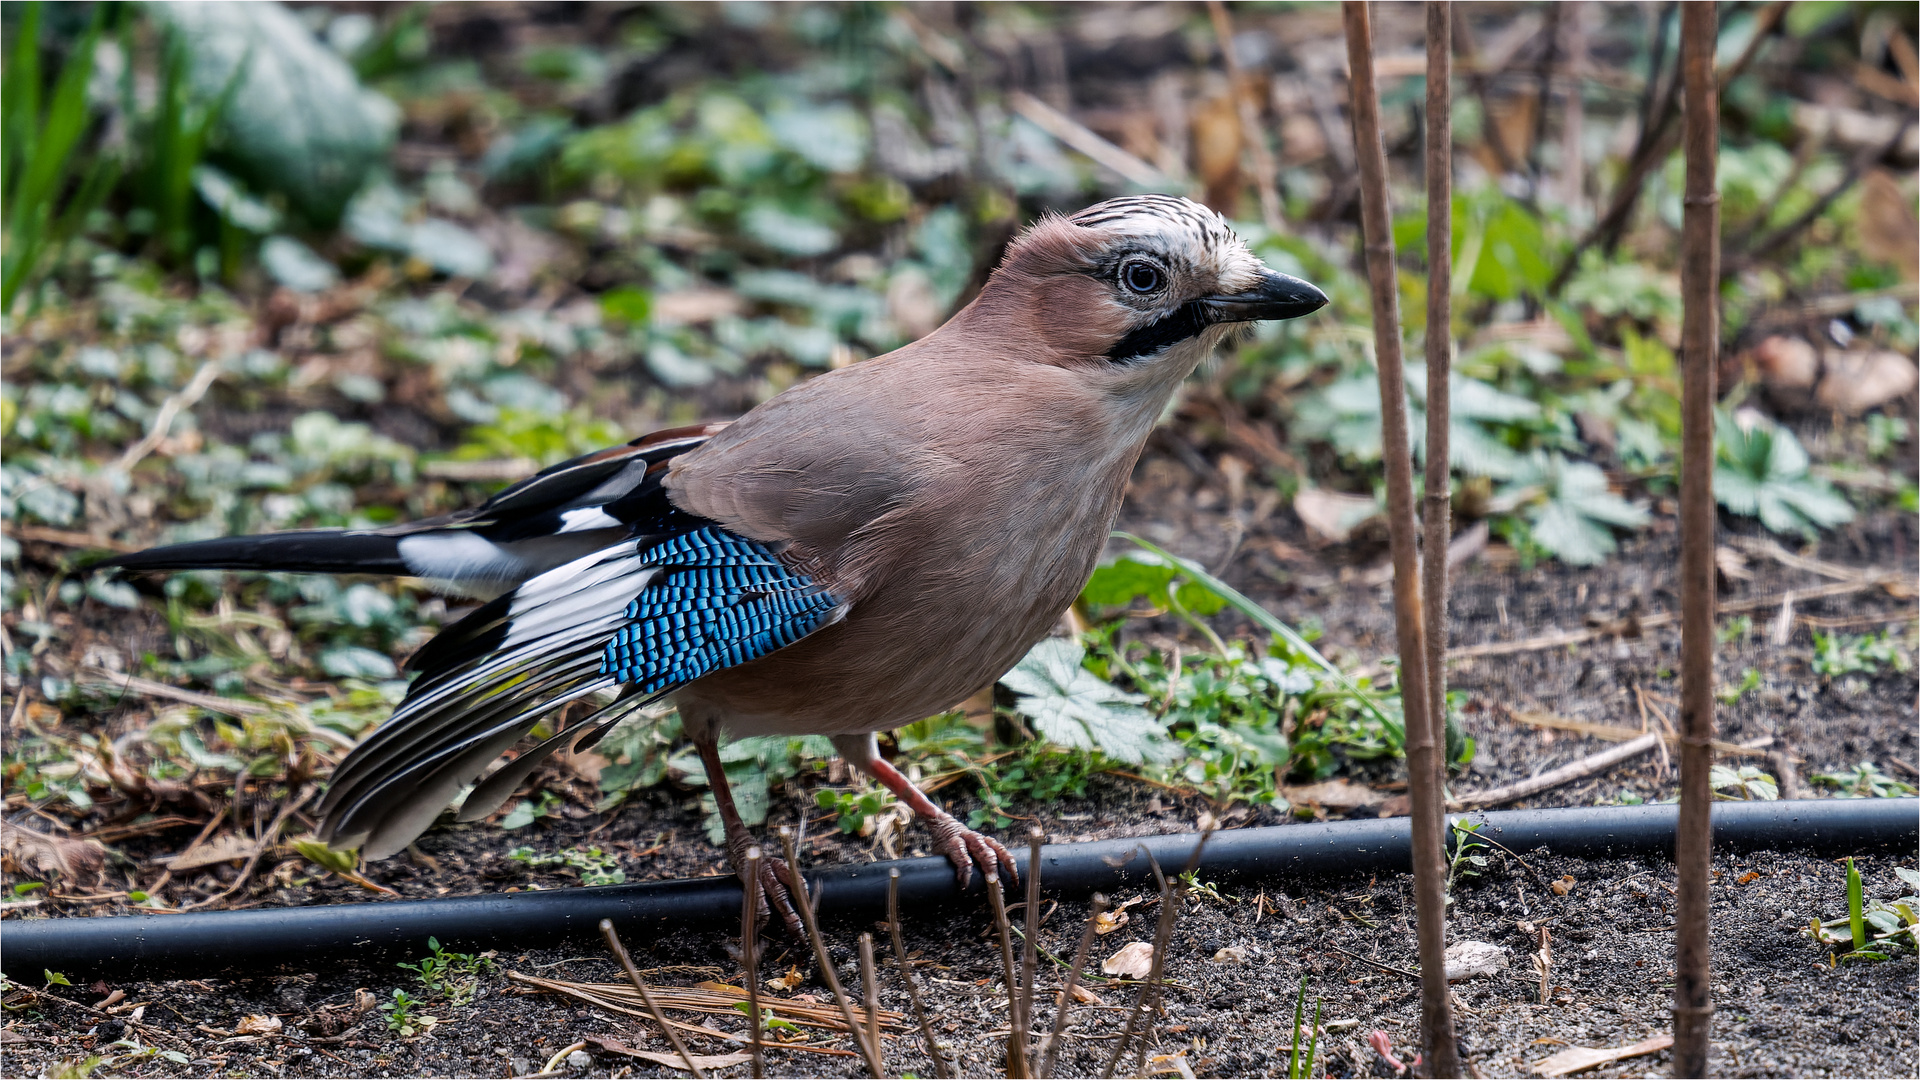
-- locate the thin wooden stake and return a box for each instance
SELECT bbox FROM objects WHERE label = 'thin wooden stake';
[741,846,765,1079]
[1016,826,1044,1075]
[776,828,886,1079]
[599,919,708,1080]
[1420,0,1456,840]
[1039,893,1107,1079]
[1341,4,1460,1077]
[985,871,1029,1078]
[888,869,953,1079]
[1673,4,1721,1076]
[858,933,885,1076]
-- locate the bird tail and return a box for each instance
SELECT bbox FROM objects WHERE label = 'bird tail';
[102,530,408,576]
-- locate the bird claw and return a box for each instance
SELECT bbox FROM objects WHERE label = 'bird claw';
[730,842,805,936]
[927,814,1017,890]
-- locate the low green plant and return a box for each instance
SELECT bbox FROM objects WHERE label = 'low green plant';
[1445,818,1492,897]
[507,845,624,886]
[1714,412,1854,537]
[380,988,436,1036]
[1284,973,1323,1079]
[814,787,897,835]
[499,790,564,831]
[1709,764,1778,801]
[396,936,496,1006]
[1,3,116,311]
[1805,862,1919,961]
[1808,762,1915,799]
[1716,668,1762,705]
[1810,629,1912,678]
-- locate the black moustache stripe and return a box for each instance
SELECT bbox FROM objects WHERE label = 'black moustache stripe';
[1105,301,1215,363]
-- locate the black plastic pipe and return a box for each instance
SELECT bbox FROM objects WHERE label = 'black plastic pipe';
[4,798,1912,980]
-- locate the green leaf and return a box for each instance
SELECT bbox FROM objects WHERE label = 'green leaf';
[293,838,358,875]
[318,646,398,680]
[44,970,70,986]
[599,286,652,326]
[1848,857,1867,952]
[1499,453,1648,566]
[1000,638,1173,765]
[1714,412,1853,537]
[152,1,400,224]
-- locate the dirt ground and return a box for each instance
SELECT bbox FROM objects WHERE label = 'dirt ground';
[3,475,1915,1079]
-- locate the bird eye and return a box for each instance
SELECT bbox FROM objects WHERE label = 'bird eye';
[1121,260,1163,295]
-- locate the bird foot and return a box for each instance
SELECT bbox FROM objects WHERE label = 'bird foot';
[926,814,1017,890]
[730,843,805,937]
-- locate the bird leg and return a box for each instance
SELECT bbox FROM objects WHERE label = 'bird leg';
[832,733,1017,889]
[693,733,804,935]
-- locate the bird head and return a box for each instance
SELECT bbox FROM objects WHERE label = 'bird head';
[960,194,1326,417]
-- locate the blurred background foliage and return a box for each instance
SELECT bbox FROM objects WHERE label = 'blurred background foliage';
[1,1,1915,898]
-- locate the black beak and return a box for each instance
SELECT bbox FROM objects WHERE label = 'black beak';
[1203,268,1328,322]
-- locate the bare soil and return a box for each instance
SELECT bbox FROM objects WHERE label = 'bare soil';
[3,461,1915,1079]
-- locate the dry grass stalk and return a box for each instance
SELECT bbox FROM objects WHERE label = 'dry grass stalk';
[858,933,884,1075]
[776,827,886,1078]
[599,919,708,1080]
[1016,826,1045,1074]
[505,971,902,1036]
[1205,0,1283,230]
[984,870,1030,1078]
[1341,3,1460,1075]
[1673,4,1721,1075]
[1038,892,1108,1079]
[888,868,953,1079]
[1098,854,1178,1079]
[741,845,765,1079]
[1420,0,1455,795]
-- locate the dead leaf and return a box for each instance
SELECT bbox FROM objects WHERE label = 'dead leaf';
[1280,778,1385,810]
[650,289,745,327]
[696,981,747,998]
[584,1036,751,1073]
[1101,941,1156,980]
[1550,874,1577,896]
[1750,335,1819,392]
[1067,983,1104,1005]
[1818,350,1919,415]
[1736,871,1761,885]
[1292,487,1378,544]
[1212,946,1249,964]
[0,822,107,886]
[353,989,377,1014]
[1860,168,1919,280]
[161,832,259,872]
[1093,908,1130,935]
[1531,1034,1675,1077]
[768,965,805,992]
[235,1014,282,1036]
[1144,1052,1198,1079]
[1443,940,1510,981]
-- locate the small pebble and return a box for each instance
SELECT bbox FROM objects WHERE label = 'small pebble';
[566,1049,591,1070]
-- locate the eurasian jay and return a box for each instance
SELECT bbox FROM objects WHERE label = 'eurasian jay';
[108,195,1326,924]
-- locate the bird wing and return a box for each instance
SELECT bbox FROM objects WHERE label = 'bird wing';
[316,504,845,860]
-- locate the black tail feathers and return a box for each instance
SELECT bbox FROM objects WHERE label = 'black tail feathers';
[103,530,408,576]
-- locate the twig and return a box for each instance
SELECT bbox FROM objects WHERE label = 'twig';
[985,869,1029,1079]
[742,846,765,1080]
[178,785,312,912]
[1731,113,1917,270]
[536,1041,588,1078]
[1449,733,1660,809]
[1099,849,1178,1079]
[1444,576,1907,660]
[1206,0,1283,230]
[1039,893,1107,1079]
[116,359,221,473]
[888,869,952,1079]
[1017,826,1045,1075]
[600,919,707,1080]
[858,933,884,1077]
[1343,4,1459,1077]
[1325,942,1419,980]
[1420,0,1456,840]
[1547,0,1787,294]
[1008,91,1169,188]
[5,525,141,553]
[777,828,885,1079]
[1673,7,1721,1074]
